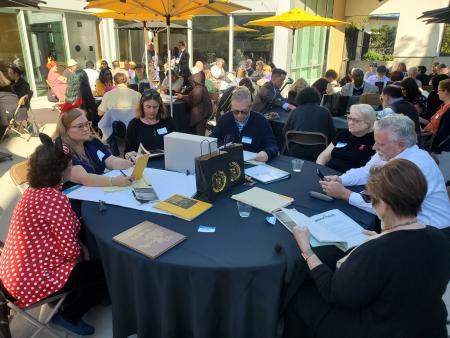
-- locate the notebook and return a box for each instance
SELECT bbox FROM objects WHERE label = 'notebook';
[244,164,290,184]
[137,143,164,158]
[273,208,367,251]
[153,194,212,221]
[132,154,150,180]
[113,221,186,259]
[231,187,293,214]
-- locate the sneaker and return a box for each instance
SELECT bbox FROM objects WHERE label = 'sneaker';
[51,313,95,336]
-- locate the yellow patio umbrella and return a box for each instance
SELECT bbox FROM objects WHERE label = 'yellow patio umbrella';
[86,0,250,114]
[245,8,349,30]
[212,24,258,33]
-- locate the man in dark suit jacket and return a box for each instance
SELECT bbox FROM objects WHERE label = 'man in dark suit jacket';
[252,68,296,113]
[176,41,189,69]
[211,86,278,162]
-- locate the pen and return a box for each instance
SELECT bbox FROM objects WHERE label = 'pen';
[119,170,127,177]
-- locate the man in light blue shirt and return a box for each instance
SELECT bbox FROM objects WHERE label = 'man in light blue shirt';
[320,114,450,230]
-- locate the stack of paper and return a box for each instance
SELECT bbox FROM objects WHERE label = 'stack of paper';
[231,187,293,214]
[245,164,290,184]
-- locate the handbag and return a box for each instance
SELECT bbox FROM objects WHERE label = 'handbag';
[195,140,232,202]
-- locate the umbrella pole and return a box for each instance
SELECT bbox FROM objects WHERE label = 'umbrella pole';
[166,15,173,116]
[144,21,150,84]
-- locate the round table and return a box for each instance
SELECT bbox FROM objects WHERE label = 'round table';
[82,156,376,338]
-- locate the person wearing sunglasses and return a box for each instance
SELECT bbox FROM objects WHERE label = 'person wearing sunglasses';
[210,86,278,162]
[124,89,175,161]
[55,108,133,187]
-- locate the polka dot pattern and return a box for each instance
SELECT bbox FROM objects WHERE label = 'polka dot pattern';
[0,187,81,308]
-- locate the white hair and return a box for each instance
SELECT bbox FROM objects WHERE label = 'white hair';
[350,104,377,132]
[231,86,251,102]
[374,114,417,147]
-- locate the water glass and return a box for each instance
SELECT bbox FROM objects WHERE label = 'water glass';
[237,201,252,217]
[292,159,304,172]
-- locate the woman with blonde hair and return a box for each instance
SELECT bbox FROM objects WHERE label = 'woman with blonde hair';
[316,104,376,172]
[56,108,133,187]
[124,89,175,161]
[288,78,309,105]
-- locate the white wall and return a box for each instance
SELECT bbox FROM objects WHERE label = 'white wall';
[65,13,99,66]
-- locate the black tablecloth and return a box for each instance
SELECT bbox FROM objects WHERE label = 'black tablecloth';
[82,156,376,338]
[165,100,189,133]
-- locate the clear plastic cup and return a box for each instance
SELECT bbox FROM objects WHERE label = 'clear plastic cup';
[237,201,252,217]
[292,159,304,172]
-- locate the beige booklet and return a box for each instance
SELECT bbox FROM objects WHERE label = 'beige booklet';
[231,187,294,214]
[113,221,186,259]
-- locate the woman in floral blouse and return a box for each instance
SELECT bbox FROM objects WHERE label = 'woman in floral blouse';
[0,133,105,336]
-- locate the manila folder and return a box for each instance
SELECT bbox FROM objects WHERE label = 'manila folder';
[231,187,293,214]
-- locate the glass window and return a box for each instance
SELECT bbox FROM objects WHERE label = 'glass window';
[116,20,146,63]
[0,11,24,72]
[24,11,67,96]
[233,15,274,70]
[192,16,229,66]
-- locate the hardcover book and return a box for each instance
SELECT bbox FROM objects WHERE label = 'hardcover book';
[153,194,212,221]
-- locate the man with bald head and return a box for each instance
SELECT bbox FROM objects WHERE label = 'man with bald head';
[341,68,379,96]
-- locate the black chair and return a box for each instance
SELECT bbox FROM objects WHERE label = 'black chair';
[128,84,139,92]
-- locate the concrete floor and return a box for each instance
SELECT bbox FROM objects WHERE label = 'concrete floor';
[0,97,449,337]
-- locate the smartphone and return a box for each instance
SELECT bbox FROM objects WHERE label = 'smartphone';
[360,190,371,203]
[316,169,325,180]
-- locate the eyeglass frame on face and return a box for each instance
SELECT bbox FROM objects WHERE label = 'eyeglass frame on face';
[69,121,92,130]
[346,114,365,124]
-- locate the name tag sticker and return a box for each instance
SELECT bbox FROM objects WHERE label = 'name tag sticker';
[97,150,106,161]
[335,142,347,148]
[242,136,252,144]
[157,127,168,135]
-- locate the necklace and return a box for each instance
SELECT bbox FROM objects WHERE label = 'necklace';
[383,219,417,232]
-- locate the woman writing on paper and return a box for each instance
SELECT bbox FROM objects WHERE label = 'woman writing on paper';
[124,89,175,161]
[283,159,450,338]
[56,108,133,187]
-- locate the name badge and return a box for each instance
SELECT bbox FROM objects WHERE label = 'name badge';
[241,136,252,144]
[96,150,106,161]
[335,142,347,148]
[157,127,168,135]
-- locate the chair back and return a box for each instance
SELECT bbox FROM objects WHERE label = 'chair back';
[417,131,434,152]
[360,93,381,106]
[285,131,328,154]
[10,160,29,193]
[98,108,136,141]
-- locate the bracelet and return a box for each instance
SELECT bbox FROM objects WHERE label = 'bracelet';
[109,177,113,186]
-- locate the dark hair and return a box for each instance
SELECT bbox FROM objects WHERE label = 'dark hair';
[382,85,403,98]
[238,77,254,93]
[295,87,321,105]
[417,66,426,74]
[272,68,287,78]
[178,41,186,47]
[28,134,72,188]
[431,74,449,91]
[99,68,113,85]
[438,64,447,70]
[377,65,387,74]
[8,65,23,76]
[366,159,427,218]
[85,60,94,69]
[324,69,338,79]
[389,71,404,82]
[400,77,421,101]
[137,89,168,120]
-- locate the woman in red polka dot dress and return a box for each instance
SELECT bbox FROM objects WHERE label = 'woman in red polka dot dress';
[0,134,105,336]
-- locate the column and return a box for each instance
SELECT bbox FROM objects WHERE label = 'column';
[228,15,234,72]
[187,19,193,69]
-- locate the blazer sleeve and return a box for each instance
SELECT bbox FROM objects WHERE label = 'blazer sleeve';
[125,119,139,154]
[310,243,384,309]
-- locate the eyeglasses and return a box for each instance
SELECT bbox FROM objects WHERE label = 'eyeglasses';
[70,121,92,130]
[346,115,364,123]
[231,109,250,116]
[142,89,160,99]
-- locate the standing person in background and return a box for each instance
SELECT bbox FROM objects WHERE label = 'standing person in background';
[83,61,99,92]
[176,41,189,73]
[176,71,212,136]
[63,59,78,80]
[100,60,109,70]
[47,63,68,102]
[312,69,338,96]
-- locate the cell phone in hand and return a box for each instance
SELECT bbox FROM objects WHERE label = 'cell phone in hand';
[316,169,325,180]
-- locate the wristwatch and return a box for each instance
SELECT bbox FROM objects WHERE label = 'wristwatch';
[301,248,315,261]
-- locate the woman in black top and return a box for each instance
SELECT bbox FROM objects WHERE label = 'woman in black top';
[401,77,427,116]
[316,104,376,173]
[283,159,450,338]
[125,89,175,158]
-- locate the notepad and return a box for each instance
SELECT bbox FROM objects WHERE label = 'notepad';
[231,187,293,214]
[273,208,367,251]
[244,164,290,184]
[138,143,165,158]
[113,221,186,259]
[153,194,212,221]
[132,154,150,180]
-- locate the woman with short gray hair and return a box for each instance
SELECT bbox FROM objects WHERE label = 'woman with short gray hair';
[317,104,377,172]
